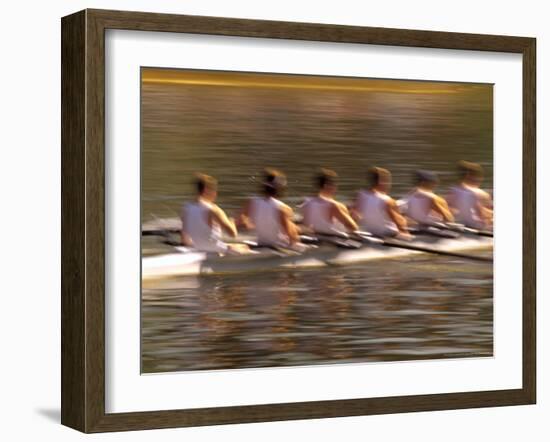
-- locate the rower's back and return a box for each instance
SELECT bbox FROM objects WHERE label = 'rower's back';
[302,196,342,235]
[356,190,398,237]
[181,200,226,253]
[447,161,491,229]
[406,189,438,224]
[448,184,486,228]
[250,196,288,246]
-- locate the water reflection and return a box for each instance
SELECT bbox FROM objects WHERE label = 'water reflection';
[142,255,492,373]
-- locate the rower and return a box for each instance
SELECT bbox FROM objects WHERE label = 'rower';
[301,168,358,235]
[351,167,411,239]
[180,174,248,254]
[238,168,302,249]
[403,170,454,227]
[446,161,493,229]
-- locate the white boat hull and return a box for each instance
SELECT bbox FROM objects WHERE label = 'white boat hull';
[142,233,493,281]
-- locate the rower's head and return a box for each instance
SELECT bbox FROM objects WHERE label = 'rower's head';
[415,169,439,190]
[262,168,287,198]
[316,168,338,196]
[194,173,218,202]
[368,167,392,192]
[458,160,484,186]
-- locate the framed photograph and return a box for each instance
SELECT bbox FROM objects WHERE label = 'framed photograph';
[61,9,536,433]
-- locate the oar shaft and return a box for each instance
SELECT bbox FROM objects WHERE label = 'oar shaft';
[441,223,494,238]
[381,239,492,262]
[309,231,492,262]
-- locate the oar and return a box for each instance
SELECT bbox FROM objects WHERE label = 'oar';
[426,222,493,238]
[459,226,493,238]
[312,231,492,262]
[142,214,181,236]
[354,233,492,262]
[145,213,182,246]
[408,226,459,239]
[142,226,181,236]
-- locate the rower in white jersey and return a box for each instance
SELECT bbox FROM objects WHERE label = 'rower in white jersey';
[402,170,454,227]
[301,168,358,235]
[446,161,493,229]
[237,168,302,248]
[351,167,411,239]
[180,174,248,254]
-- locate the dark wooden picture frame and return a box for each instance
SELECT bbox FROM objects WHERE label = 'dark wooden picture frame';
[61,8,536,433]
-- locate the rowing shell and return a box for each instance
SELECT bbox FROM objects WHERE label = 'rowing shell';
[142,233,492,281]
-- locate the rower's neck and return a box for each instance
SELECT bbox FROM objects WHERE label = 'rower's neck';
[461,181,478,189]
[197,196,212,204]
[417,184,434,192]
[371,186,386,195]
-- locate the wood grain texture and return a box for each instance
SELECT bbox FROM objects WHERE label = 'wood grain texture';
[522,38,536,403]
[85,10,108,432]
[61,10,86,431]
[60,8,537,433]
[89,8,532,52]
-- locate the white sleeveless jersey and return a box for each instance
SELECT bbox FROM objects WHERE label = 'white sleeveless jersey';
[448,185,486,228]
[250,197,289,246]
[181,200,228,253]
[302,196,345,234]
[356,190,398,237]
[406,188,440,225]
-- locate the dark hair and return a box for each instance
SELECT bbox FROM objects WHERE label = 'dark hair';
[368,167,391,188]
[194,173,217,194]
[262,168,287,197]
[458,160,483,179]
[316,168,338,189]
[415,169,438,185]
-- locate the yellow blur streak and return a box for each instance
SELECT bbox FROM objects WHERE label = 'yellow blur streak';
[142,68,488,95]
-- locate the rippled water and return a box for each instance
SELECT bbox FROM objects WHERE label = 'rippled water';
[142,254,492,373]
[141,70,493,373]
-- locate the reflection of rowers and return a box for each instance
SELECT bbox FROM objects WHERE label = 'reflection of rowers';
[237,168,303,249]
[301,168,358,235]
[179,174,249,254]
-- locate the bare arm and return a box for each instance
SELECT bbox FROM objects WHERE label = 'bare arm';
[210,205,238,238]
[349,192,362,222]
[386,198,408,233]
[479,190,493,211]
[477,192,493,226]
[278,204,300,244]
[236,198,254,230]
[431,195,454,223]
[331,201,359,232]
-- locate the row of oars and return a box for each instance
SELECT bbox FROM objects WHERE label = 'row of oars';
[143,216,493,262]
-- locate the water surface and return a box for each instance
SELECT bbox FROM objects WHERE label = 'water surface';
[141,69,493,373]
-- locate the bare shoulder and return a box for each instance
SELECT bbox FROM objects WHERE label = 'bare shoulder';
[279,201,294,216]
[332,199,349,212]
[209,203,225,217]
[479,189,492,200]
[433,193,446,204]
